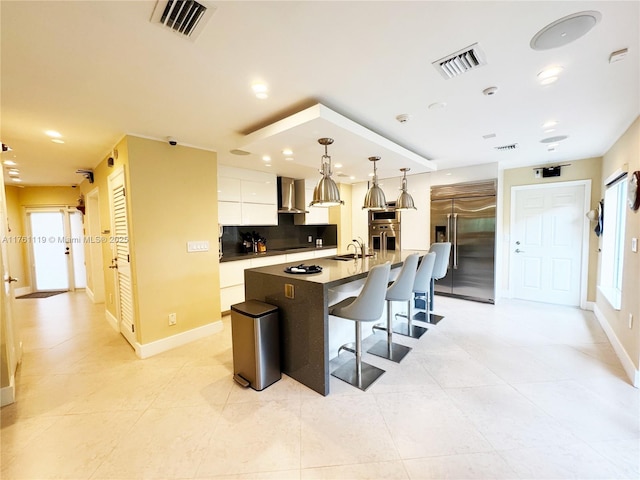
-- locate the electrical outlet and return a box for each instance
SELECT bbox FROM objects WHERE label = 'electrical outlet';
[169,313,177,326]
[308,235,313,243]
[631,237,638,253]
[629,313,633,329]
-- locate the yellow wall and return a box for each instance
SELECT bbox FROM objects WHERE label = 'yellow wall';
[4,186,27,290]
[501,157,602,301]
[80,136,130,318]
[126,136,219,344]
[597,116,640,372]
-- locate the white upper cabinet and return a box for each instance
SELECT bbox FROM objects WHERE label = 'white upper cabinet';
[218,177,242,202]
[294,179,329,225]
[218,166,277,225]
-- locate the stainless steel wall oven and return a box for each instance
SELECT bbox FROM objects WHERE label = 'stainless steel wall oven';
[368,205,401,251]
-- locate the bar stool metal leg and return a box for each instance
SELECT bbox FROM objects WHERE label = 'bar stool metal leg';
[332,321,385,391]
[368,300,412,363]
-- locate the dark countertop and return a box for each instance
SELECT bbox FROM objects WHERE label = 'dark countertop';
[220,245,338,263]
[246,249,428,288]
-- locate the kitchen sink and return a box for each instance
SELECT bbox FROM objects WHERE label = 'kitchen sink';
[330,253,374,261]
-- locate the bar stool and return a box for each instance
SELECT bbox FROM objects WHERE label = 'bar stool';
[427,242,451,324]
[368,253,419,363]
[394,252,435,338]
[329,262,391,391]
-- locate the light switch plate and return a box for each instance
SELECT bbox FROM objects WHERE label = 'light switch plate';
[187,241,209,252]
[632,237,638,253]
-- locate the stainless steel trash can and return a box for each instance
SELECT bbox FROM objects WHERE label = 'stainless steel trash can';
[231,300,281,391]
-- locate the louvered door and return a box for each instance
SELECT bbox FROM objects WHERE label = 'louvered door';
[108,168,136,347]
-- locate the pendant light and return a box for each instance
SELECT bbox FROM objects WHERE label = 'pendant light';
[310,138,344,207]
[396,168,417,210]
[362,156,387,210]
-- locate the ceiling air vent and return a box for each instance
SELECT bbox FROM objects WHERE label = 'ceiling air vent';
[150,0,215,41]
[494,143,518,151]
[432,43,487,79]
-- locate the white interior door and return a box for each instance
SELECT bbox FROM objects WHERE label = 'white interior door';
[85,189,105,303]
[28,211,70,291]
[1,177,20,406]
[511,182,589,306]
[108,168,136,347]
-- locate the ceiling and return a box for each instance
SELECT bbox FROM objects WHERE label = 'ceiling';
[1,1,638,186]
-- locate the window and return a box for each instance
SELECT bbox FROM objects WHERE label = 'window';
[599,172,628,309]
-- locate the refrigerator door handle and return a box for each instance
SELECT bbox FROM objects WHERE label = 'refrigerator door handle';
[453,213,459,269]
[446,213,451,242]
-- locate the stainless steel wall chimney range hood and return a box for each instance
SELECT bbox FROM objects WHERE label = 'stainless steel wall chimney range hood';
[277,177,308,214]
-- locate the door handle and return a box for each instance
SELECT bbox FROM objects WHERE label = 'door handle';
[446,213,451,243]
[515,248,525,253]
[65,247,70,255]
[5,276,18,283]
[108,265,118,269]
[453,213,459,270]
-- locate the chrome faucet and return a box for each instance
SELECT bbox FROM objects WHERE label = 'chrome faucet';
[352,238,364,258]
[347,243,358,258]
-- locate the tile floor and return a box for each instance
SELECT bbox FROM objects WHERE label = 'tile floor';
[1,292,639,479]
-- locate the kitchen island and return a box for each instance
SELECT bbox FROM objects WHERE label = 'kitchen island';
[244,249,427,395]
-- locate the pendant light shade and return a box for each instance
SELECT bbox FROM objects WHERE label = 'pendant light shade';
[396,168,417,210]
[310,138,344,207]
[363,156,387,210]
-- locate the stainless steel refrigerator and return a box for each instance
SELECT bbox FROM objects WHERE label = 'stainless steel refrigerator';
[430,180,496,303]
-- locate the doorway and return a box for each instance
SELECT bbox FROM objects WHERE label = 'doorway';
[510,181,590,307]
[26,208,86,292]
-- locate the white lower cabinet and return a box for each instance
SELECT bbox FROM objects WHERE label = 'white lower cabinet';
[219,255,286,311]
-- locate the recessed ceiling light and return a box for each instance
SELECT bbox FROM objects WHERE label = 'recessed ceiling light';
[51,139,65,144]
[349,176,356,180]
[538,66,564,79]
[445,172,452,176]
[262,155,271,162]
[368,172,375,177]
[334,163,342,168]
[540,135,568,143]
[265,164,272,167]
[3,160,17,166]
[251,83,268,99]
[11,177,22,182]
[530,11,602,50]
[45,130,62,138]
[428,102,447,110]
[282,149,293,156]
[284,157,294,162]
[8,169,20,176]
[542,120,558,129]
[540,76,559,85]
[544,128,556,133]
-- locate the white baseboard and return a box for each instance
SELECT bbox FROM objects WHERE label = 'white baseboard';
[593,304,640,387]
[86,287,95,303]
[14,286,31,297]
[1,376,15,407]
[105,309,119,332]
[137,320,224,359]
[584,301,595,311]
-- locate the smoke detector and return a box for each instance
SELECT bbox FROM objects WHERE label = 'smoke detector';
[396,114,411,123]
[483,86,498,96]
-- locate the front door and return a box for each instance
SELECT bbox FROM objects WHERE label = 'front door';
[511,181,589,306]
[28,211,70,291]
